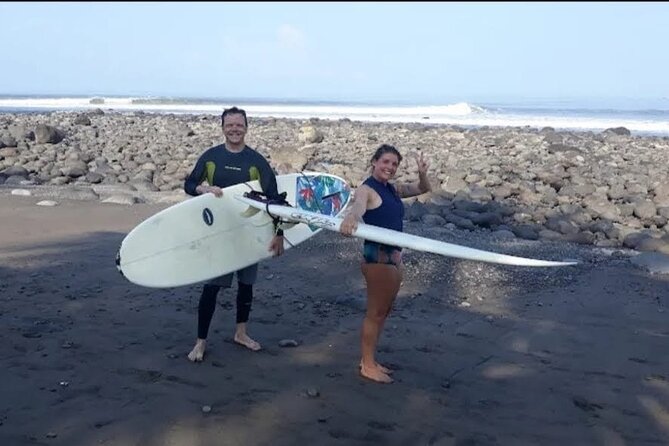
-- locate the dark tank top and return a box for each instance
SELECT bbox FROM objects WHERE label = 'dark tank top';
[362,176,404,251]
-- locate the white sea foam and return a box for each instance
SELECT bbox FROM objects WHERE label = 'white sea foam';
[0,96,667,135]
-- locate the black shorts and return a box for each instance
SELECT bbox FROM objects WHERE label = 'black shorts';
[206,263,258,287]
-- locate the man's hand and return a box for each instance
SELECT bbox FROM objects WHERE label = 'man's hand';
[269,234,284,257]
[197,185,223,197]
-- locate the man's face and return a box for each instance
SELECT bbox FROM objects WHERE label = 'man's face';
[222,113,247,146]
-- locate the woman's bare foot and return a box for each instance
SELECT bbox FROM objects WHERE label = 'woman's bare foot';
[359,361,393,384]
[360,360,393,374]
[187,339,206,362]
[234,332,261,351]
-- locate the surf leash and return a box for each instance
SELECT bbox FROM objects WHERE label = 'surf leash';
[243,189,294,241]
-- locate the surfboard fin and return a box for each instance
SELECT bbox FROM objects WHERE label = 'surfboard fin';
[240,206,262,218]
[279,221,298,231]
[239,205,299,229]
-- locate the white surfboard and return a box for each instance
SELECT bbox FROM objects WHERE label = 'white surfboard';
[235,195,578,267]
[116,172,351,288]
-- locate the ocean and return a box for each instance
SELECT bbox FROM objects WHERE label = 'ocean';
[1,95,667,137]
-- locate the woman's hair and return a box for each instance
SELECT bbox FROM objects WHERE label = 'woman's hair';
[371,144,403,165]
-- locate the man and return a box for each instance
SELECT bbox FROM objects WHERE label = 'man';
[184,106,284,362]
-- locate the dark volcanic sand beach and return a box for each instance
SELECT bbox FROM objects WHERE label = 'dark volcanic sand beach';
[1,192,668,446]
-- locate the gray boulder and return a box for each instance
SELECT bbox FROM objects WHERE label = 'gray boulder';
[34,124,64,144]
[603,127,631,136]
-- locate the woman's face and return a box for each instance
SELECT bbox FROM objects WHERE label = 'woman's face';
[371,152,400,182]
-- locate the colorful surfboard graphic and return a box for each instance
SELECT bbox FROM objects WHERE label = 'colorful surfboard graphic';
[296,174,351,231]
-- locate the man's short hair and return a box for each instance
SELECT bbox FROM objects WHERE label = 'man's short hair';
[221,107,248,127]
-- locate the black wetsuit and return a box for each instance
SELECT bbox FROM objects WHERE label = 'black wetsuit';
[184,144,279,338]
[184,144,279,199]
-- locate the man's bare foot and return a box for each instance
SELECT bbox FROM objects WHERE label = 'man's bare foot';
[359,360,393,374]
[359,362,393,384]
[233,332,261,351]
[187,339,206,362]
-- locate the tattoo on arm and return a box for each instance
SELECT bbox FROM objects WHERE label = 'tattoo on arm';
[396,182,417,198]
[346,186,370,219]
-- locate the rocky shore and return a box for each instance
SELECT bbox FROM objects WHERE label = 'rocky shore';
[2,110,669,253]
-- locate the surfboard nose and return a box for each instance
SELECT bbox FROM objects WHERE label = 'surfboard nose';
[115,250,125,276]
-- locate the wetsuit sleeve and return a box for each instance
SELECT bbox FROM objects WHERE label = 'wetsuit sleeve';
[255,155,284,235]
[184,154,207,196]
[257,156,280,200]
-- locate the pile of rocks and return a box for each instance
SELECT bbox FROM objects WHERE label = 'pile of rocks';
[2,111,668,253]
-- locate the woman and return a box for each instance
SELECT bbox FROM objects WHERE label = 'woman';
[340,144,431,383]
